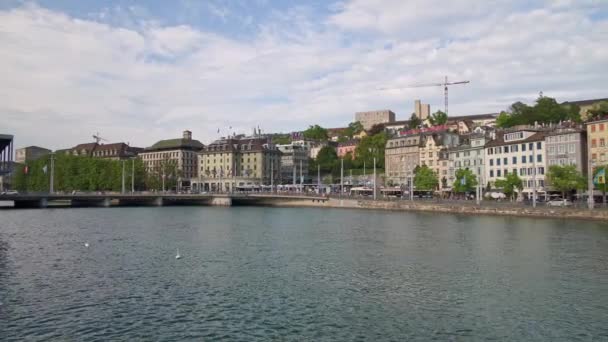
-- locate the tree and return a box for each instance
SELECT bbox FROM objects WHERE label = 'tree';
[303,125,328,141]
[408,113,421,129]
[495,95,581,128]
[315,146,338,173]
[367,123,385,136]
[452,168,478,193]
[547,165,586,200]
[414,165,438,190]
[354,131,387,169]
[344,121,364,138]
[429,110,448,126]
[495,173,523,201]
[272,135,291,144]
[587,101,608,121]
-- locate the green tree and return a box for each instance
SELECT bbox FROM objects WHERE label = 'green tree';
[367,123,384,136]
[408,113,422,129]
[429,110,448,126]
[496,95,582,128]
[495,172,523,201]
[344,121,364,138]
[587,101,608,121]
[354,131,387,169]
[547,165,586,199]
[315,146,338,173]
[303,125,328,141]
[452,168,478,193]
[414,165,438,190]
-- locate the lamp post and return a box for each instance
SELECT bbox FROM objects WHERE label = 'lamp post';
[49,152,55,194]
[131,158,135,193]
[340,158,344,197]
[317,163,321,194]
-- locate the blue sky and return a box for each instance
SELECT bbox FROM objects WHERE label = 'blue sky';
[1,0,607,149]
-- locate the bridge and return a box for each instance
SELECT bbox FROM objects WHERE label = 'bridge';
[0,193,329,208]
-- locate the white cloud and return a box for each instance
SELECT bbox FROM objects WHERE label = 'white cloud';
[0,2,607,150]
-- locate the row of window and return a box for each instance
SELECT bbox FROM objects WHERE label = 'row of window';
[590,123,606,132]
[547,144,577,155]
[591,138,606,148]
[546,134,578,143]
[489,167,545,178]
[489,155,542,166]
[548,159,577,166]
[591,153,607,162]
[487,142,542,155]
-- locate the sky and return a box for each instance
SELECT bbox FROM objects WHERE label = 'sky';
[1,0,607,150]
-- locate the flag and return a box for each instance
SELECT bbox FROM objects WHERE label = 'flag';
[42,165,47,174]
[595,168,606,184]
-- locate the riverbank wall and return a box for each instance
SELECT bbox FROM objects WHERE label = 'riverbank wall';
[266,198,608,221]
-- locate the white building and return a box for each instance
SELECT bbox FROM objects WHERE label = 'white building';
[484,130,547,198]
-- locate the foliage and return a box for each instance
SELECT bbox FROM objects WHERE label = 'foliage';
[547,165,586,197]
[366,123,385,136]
[494,172,523,201]
[315,146,339,173]
[343,121,364,138]
[429,110,448,126]
[354,131,387,169]
[452,168,478,193]
[414,165,438,190]
[272,135,291,145]
[496,95,581,128]
[302,124,328,141]
[146,157,181,191]
[586,101,608,121]
[12,154,146,192]
[408,113,421,129]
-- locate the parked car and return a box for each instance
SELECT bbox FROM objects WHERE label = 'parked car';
[1,190,19,195]
[547,198,573,207]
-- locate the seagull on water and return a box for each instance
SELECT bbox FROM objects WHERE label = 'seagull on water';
[84,242,89,248]
[175,248,182,259]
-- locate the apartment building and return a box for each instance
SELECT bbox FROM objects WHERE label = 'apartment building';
[385,134,422,186]
[419,132,460,190]
[448,133,490,187]
[587,118,608,167]
[277,143,308,184]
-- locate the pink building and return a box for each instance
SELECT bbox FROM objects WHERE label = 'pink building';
[337,140,358,158]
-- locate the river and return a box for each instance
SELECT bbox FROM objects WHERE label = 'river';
[1,207,607,341]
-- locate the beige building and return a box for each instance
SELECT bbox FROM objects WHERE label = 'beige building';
[57,142,143,160]
[414,100,431,121]
[355,110,396,130]
[140,130,204,189]
[15,146,51,164]
[419,132,460,190]
[385,134,422,186]
[587,118,608,168]
[194,135,281,192]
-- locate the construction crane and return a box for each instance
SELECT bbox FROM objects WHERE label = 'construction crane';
[92,132,107,144]
[379,76,470,116]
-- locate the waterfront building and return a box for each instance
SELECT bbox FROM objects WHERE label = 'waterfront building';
[419,132,460,190]
[277,143,309,184]
[448,133,490,189]
[0,134,14,191]
[586,118,608,168]
[484,129,547,198]
[385,133,422,186]
[140,130,204,189]
[337,140,358,158]
[15,146,52,164]
[355,110,396,130]
[58,142,143,160]
[545,126,587,176]
[195,134,281,192]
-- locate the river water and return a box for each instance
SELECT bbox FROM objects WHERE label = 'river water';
[1,207,607,341]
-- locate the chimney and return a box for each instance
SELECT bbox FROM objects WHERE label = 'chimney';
[183,130,192,140]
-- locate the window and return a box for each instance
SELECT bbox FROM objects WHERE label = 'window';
[497,170,501,177]
[537,142,542,150]
[490,159,494,166]
[568,144,575,153]
[512,145,518,152]
[558,145,565,154]
[529,143,533,150]
[592,139,597,148]
[503,146,508,153]
[503,157,508,165]
[522,144,526,151]
[539,167,545,175]
[601,123,605,131]
[537,154,542,162]
[522,155,527,163]
[429,152,433,157]
[592,153,597,160]
[497,158,501,166]
[591,124,596,132]
[520,168,525,176]
[490,170,494,177]
[548,146,555,155]
[601,138,606,147]
[512,156,517,164]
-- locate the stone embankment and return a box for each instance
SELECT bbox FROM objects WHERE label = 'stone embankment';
[268,198,608,221]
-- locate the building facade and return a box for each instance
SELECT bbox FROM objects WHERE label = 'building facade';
[385,134,422,186]
[419,132,460,190]
[484,130,546,198]
[355,110,396,130]
[0,134,14,191]
[140,130,204,189]
[15,146,52,164]
[58,142,143,160]
[448,134,489,188]
[545,127,587,177]
[587,119,608,168]
[277,143,309,184]
[337,140,358,158]
[194,135,281,192]
[414,100,430,121]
